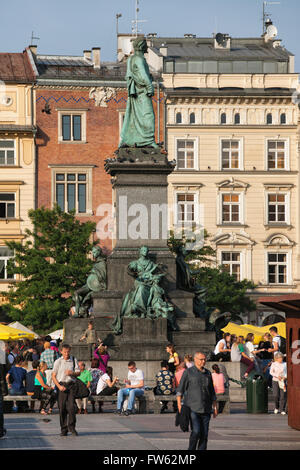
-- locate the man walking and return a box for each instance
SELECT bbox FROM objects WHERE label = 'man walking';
[52,344,80,436]
[176,352,218,450]
[115,361,144,416]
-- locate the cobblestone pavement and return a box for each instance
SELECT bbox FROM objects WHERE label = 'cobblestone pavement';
[1,403,300,451]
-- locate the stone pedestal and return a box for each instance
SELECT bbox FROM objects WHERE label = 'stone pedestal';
[64,146,217,368]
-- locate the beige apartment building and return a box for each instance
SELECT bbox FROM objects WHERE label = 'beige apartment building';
[140,30,300,323]
[0,51,36,311]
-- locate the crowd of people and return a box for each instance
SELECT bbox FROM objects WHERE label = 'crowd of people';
[0,321,288,445]
[212,326,287,415]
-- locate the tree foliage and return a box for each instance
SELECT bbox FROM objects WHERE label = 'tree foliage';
[2,206,98,332]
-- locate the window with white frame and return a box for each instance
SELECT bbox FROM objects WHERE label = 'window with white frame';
[119,111,125,138]
[221,140,241,170]
[176,193,195,225]
[234,113,241,125]
[221,252,241,281]
[220,113,227,124]
[189,112,195,124]
[280,113,287,125]
[0,193,15,218]
[267,140,287,170]
[176,112,182,124]
[0,140,15,166]
[222,193,240,223]
[176,139,197,170]
[267,193,288,223]
[267,253,287,284]
[0,246,14,280]
[58,111,86,142]
[55,172,88,213]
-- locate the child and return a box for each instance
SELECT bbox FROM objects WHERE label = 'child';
[270,352,287,415]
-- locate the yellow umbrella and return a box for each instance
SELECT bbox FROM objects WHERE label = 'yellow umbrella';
[0,323,35,341]
[221,322,286,345]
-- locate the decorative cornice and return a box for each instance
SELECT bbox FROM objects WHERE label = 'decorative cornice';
[216,177,249,191]
[212,230,255,246]
[263,233,295,247]
[167,96,293,106]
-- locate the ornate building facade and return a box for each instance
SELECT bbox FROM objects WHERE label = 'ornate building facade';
[30,45,164,252]
[143,32,300,323]
[0,50,35,309]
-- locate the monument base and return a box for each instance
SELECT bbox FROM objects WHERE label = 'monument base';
[64,315,216,365]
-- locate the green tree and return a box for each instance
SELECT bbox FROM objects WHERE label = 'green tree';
[2,206,98,332]
[195,267,256,316]
[168,231,256,316]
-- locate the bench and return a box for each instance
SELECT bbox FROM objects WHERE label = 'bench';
[88,393,149,414]
[4,395,37,402]
[150,392,230,414]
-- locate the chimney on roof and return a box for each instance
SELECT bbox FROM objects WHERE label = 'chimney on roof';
[83,50,92,61]
[214,33,231,50]
[92,47,101,69]
[29,45,37,55]
[159,44,168,56]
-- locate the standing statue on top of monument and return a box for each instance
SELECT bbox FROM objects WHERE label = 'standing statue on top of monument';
[119,37,159,149]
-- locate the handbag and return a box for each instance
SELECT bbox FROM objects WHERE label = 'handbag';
[74,378,90,399]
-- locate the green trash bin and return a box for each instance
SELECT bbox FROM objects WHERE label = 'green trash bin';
[246,374,268,414]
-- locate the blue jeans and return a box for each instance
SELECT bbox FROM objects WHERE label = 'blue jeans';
[9,389,25,396]
[117,388,144,411]
[189,411,211,450]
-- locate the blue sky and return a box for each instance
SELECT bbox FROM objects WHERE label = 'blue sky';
[1,0,300,71]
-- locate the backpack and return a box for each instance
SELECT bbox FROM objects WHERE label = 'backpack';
[279,336,286,355]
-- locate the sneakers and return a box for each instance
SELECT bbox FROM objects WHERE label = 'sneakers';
[274,408,279,414]
[71,430,78,436]
[281,411,287,415]
[0,429,7,439]
[114,409,122,415]
[124,410,132,416]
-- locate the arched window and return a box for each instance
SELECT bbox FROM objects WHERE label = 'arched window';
[220,113,227,125]
[280,113,287,125]
[176,112,182,124]
[189,112,195,124]
[234,113,240,125]
[266,113,273,125]
[262,313,285,326]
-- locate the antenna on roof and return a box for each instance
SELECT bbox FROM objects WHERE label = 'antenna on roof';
[30,31,40,44]
[262,1,280,34]
[131,0,147,37]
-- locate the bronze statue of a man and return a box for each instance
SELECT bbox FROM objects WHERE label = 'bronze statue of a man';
[72,246,106,317]
[119,38,158,148]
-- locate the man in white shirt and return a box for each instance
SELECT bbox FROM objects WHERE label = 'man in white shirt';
[268,326,281,355]
[115,361,144,416]
[52,344,80,436]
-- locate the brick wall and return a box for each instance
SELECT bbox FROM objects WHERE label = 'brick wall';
[36,87,165,252]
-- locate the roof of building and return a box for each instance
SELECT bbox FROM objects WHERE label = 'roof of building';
[0,51,35,82]
[148,36,293,61]
[34,53,127,81]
